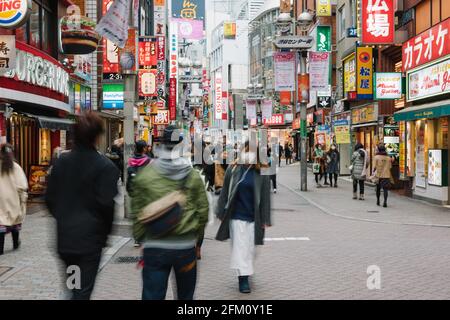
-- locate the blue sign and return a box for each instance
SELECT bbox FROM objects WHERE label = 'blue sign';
[347,27,357,38]
[172,0,205,20]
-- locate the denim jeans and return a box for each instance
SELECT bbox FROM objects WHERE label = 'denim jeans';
[142,247,197,300]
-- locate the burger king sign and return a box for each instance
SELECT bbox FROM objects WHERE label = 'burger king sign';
[0,0,31,29]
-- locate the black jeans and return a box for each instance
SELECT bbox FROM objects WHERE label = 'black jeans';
[328,173,338,186]
[353,179,365,195]
[0,230,19,255]
[142,247,197,300]
[315,173,323,184]
[376,179,390,204]
[270,174,277,189]
[60,251,102,300]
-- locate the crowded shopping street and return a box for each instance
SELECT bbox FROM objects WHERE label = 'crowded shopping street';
[1,0,450,305]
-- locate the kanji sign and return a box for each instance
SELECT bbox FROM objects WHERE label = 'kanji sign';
[361,0,394,44]
[0,35,15,71]
[402,18,450,72]
[356,47,373,99]
[153,110,169,125]
[263,114,285,126]
[169,78,177,120]
[138,37,158,67]
[138,70,157,97]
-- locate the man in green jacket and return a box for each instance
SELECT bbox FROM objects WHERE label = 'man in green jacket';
[131,125,209,300]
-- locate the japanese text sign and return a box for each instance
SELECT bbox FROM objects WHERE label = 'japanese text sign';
[402,18,450,72]
[274,52,296,92]
[316,0,331,17]
[361,0,394,44]
[153,110,169,125]
[0,35,15,71]
[169,78,177,120]
[309,52,330,91]
[139,70,157,97]
[356,47,374,98]
[263,114,285,126]
[138,37,158,68]
[344,54,356,93]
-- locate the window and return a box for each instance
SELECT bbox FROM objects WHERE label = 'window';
[339,5,346,39]
[14,0,54,54]
[349,0,356,27]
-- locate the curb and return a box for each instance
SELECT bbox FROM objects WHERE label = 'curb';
[279,182,450,228]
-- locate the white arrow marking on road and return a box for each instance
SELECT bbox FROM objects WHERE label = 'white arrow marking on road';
[264,237,310,241]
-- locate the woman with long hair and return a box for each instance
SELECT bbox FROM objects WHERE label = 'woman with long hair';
[216,141,272,294]
[326,143,340,187]
[313,143,325,187]
[373,144,393,207]
[0,144,28,255]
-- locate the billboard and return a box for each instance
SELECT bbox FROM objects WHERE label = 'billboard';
[103,83,124,109]
[356,47,373,99]
[172,0,205,21]
[361,0,395,44]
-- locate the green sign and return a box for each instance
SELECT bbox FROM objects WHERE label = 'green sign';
[317,26,331,52]
[394,104,450,122]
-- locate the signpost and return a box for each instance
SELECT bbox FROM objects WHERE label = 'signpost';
[274,36,314,49]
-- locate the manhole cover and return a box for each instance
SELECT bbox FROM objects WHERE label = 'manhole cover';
[114,256,141,264]
[0,267,12,277]
[367,210,380,213]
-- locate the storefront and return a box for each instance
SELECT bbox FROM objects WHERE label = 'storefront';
[351,103,379,175]
[395,100,450,205]
[0,40,71,177]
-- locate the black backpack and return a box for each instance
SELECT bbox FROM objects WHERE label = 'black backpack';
[126,160,150,193]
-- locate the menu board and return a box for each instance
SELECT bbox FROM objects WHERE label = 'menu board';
[428,150,449,187]
[28,165,50,195]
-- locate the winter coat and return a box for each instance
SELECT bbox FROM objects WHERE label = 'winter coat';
[0,161,28,227]
[351,149,369,180]
[326,150,340,174]
[130,162,209,243]
[45,146,120,255]
[373,154,393,179]
[215,165,271,245]
[126,154,151,193]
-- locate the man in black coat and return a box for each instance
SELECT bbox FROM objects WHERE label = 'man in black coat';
[45,112,119,300]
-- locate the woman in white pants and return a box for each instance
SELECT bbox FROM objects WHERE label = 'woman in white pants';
[215,142,272,293]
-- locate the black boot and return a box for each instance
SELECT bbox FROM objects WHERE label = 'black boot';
[238,276,251,293]
[12,231,20,250]
[0,233,5,255]
[377,198,380,206]
[383,202,387,208]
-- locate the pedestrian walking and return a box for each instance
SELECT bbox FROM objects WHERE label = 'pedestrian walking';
[131,125,209,300]
[326,144,340,188]
[313,144,326,187]
[106,143,123,182]
[267,147,277,193]
[372,144,394,208]
[216,141,272,294]
[45,112,120,300]
[350,143,369,200]
[0,144,28,256]
[278,143,284,167]
[284,143,292,165]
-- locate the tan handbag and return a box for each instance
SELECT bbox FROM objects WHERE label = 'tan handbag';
[138,191,187,224]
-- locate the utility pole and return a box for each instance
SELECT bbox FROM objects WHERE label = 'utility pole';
[122,4,136,219]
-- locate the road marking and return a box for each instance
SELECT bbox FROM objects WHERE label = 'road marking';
[264,237,310,241]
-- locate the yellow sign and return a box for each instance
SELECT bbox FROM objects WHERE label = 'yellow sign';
[224,22,236,39]
[316,0,331,16]
[352,105,377,124]
[356,47,374,97]
[343,54,356,93]
[335,126,350,144]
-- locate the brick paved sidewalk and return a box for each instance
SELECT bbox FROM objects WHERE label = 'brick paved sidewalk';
[278,163,450,227]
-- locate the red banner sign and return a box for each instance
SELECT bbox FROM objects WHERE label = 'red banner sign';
[138,38,157,67]
[169,78,177,120]
[361,0,395,44]
[263,114,285,126]
[402,18,450,72]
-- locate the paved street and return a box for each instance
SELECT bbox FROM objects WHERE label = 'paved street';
[2,164,450,300]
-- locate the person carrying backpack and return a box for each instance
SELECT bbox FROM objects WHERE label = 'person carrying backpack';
[131,125,209,300]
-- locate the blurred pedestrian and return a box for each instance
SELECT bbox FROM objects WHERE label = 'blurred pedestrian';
[267,147,277,193]
[216,141,272,294]
[278,143,284,167]
[145,143,155,159]
[0,144,28,256]
[45,112,120,300]
[326,143,340,188]
[373,144,394,208]
[131,125,209,300]
[313,143,325,188]
[350,143,368,200]
[284,143,291,165]
[106,142,123,182]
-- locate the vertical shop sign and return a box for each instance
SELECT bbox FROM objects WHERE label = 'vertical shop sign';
[356,47,373,99]
[169,78,177,120]
[361,0,395,44]
[274,52,296,92]
[0,35,15,71]
[215,72,223,120]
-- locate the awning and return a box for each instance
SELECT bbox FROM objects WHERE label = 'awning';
[351,122,378,129]
[36,116,75,131]
[394,99,450,122]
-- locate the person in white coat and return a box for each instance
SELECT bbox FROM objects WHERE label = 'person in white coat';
[0,144,28,255]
